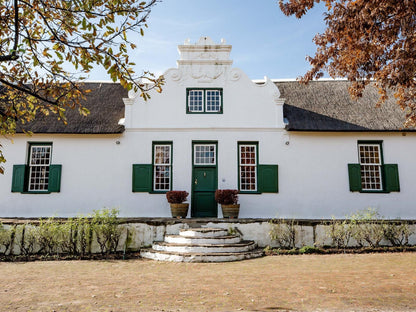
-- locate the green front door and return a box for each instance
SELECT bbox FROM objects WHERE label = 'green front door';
[191,142,218,217]
[192,167,217,217]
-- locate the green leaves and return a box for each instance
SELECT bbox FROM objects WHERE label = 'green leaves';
[0,0,164,173]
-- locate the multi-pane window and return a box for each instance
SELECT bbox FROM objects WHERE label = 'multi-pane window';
[188,90,204,112]
[358,143,382,191]
[239,143,257,192]
[205,90,221,112]
[153,143,172,191]
[187,88,222,113]
[28,144,52,191]
[194,144,216,165]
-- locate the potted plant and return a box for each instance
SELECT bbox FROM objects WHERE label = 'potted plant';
[166,191,189,218]
[215,189,240,218]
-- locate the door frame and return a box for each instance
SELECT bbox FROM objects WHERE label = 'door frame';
[191,140,218,217]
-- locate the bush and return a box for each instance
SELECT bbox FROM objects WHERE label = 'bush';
[326,217,352,249]
[383,221,414,247]
[166,191,189,204]
[350,208,385,248]
[0,223,15,255]
[16,224,37,256]
[215,189,238,205]
[37,217,65,255]
[59,216,92,256]
[299,245,322,254]
[269,218,297,249]
[91,208,122,254]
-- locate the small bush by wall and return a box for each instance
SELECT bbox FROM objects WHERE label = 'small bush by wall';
[269,208,416,251]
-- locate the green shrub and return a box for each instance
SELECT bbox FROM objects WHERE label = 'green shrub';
[0,223,15,255]
[269,218,297,249]
[326,217,352,249]
[59,216,92,256]
[298,245,322,254]
[91,208,122,254]
[383,221,414,247]
[350,208,385,248]
[16,223,37,256]
[37,217,64,255]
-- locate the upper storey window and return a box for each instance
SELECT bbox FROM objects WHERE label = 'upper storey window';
[186,88,223,114]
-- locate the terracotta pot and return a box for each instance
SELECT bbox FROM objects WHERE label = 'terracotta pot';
[221,204,240,219]
[170,203,189,218]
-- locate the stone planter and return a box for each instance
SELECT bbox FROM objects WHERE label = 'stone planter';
[221,204,240,219]
[170,203,189,218]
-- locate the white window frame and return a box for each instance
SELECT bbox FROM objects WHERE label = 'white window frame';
[193,144,216,166]
[205,89,221,112]
[239,143,258,192]
[28,144,52,192]
[358,143,383,191]
[187,90,204,112]
[153,143,172,192]
[187,88,222,113]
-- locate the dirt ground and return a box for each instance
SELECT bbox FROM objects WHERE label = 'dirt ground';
[1,253,415,312]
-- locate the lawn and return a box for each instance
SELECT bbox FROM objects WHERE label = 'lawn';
[1,253,415,311]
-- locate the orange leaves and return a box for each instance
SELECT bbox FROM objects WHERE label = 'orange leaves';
[280,0,416,126]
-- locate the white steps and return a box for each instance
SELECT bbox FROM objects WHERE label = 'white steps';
[140,227,264,262]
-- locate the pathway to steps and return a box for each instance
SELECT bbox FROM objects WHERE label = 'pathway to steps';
[140,227,264,262]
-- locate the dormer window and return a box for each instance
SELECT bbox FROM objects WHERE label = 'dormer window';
[186,88,223,114]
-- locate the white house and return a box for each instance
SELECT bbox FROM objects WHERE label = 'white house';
[1,37,415,219]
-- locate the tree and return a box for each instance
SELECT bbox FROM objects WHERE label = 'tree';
[279,0,416,126]
[0,0,164,174]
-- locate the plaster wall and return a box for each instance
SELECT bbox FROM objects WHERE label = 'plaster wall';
[1,131,415,218]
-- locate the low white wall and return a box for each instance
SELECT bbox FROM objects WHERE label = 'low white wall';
[1,219,415,255]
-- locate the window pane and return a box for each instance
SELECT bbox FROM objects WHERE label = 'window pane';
[153,144,171,191]
[188,90,203,112]
[194,144,216,165]
[29,145,51,191]
[358,144,382,190]
[154,145,171,165]
[206,90,221,112]
[239,144,257,191]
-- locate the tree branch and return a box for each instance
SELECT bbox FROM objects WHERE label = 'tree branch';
[0,0,19,62]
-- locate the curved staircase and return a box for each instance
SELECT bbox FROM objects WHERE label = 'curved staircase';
[140,228,264,262]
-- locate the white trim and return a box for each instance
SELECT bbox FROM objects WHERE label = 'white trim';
[239,144,258,192]
[193,144,216,166]
[358,143,383,191]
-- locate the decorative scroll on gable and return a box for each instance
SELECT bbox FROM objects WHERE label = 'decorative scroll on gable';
[165,36,235,84]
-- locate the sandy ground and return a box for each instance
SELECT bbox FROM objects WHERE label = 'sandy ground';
[1,253,415,312]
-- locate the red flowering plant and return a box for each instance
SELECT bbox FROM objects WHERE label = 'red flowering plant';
[215,189,238,205]
[166,191,189,204]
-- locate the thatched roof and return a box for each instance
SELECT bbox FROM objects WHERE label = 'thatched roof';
[277,80,415,131]
[16,82,127,134]
[9,80,414,134]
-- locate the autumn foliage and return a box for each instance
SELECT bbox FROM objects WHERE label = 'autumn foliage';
[0,0,164,173]
[279,0,416,127]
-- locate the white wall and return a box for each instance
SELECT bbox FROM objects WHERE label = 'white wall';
[1,131,415,218]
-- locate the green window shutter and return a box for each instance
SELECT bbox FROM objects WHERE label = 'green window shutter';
[48,164,62,192]
[132,164,152,192]
[11,164,27,192]
[384,164,400,192]
[258,165,278,193]
[348,163,362,192]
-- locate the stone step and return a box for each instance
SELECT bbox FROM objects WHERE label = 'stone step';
[179,228,228,238]
[165,234,241,245]
[140,248,264,263]
[152,240,256,253]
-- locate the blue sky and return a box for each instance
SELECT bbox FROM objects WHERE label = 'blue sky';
[89,0,328,81]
